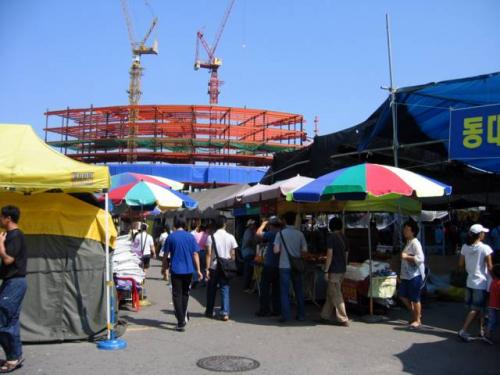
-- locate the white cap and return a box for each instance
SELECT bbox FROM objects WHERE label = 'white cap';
[469,224,489,234]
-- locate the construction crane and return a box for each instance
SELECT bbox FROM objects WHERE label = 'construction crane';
[194,0,236,105]
[120,0,158,162]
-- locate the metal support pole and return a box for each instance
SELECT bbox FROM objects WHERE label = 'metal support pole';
[104,192,111,340]
[386,14,398,168]
[367,212,373,315]
[97,191,127,350]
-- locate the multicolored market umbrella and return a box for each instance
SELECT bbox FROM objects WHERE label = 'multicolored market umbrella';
[291,163,452,202]
[289,163,452,319]
[109,181,197,211]
[111,172,184,191]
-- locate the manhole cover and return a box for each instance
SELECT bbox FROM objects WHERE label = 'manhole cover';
[197,355,260,372]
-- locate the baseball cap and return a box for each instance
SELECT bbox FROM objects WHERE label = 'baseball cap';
[469,224,489,234]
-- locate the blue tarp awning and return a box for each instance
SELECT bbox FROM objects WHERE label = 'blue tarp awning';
[360,72,500,173]
[108,164,267,186]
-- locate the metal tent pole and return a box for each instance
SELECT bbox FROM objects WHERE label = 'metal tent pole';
[97,191,127,350]
[367,212,374,315]
[105,191,111,339]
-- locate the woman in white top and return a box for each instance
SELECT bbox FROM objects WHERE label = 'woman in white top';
[457,224,493,342]
[399,220,425,329]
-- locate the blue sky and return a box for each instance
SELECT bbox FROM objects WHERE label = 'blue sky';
[1,0,499,139]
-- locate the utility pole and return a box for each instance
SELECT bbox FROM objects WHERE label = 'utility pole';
[314,116,319,137]
[386,14,398,167]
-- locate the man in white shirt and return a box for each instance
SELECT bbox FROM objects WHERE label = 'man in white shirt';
[132,223,155,277]
[205,216,238,321]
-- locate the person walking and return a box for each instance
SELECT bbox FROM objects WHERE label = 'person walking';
[0,205,28,373]
[399,220,426,329]
[274,211,308,323]
[255,216,281,317]
[457,224,493,342]
[191,221,208,287]
[318,217,349,326]
[205,216,238,321]
[241,219,257,293]
[157,224,170,282]
[132,223,155,277]
[161,216,202,332]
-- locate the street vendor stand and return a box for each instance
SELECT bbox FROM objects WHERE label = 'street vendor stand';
[290,163,452,319]
[277,196,421,309]
[0,124,122,347]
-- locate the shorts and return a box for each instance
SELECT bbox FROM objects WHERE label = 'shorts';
[465,287,487,311]
[141,255,151,269]
[399,275,423,302]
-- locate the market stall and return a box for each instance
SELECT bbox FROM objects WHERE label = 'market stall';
[290,163,452,316]
[0,124,116,342]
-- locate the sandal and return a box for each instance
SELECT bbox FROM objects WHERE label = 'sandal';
[0,358,24,373]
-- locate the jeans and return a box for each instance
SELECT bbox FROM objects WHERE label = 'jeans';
[171,273,192,326]
[243,255,255,290]
[259,266,280,314]
[206,268,230,317]
[320,273,348,323]
[0,277,27,360]
[279,268,305,321]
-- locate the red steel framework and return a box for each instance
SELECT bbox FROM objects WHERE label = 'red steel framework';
[44,104,306,166]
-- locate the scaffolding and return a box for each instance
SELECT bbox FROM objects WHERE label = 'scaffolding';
[44,104,306,166]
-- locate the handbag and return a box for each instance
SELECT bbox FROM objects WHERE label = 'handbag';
[279,230,305,274]
[211,234,237,280]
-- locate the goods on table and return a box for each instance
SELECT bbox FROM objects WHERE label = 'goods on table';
[344,260,391,281]
[112,235,145,286]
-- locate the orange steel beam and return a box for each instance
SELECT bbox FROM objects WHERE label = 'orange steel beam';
[44,104,306,166]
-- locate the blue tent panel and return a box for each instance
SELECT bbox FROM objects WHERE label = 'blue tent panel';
[107,164,267,185]
[359,72,500,173]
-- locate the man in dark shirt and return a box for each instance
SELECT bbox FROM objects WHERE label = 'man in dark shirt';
[0,205,27,372]
[318,217,349,326]
[255,216,281,317]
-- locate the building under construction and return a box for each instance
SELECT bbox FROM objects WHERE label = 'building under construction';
[44,104,306,166]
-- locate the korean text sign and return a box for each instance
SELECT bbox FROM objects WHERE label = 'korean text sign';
[449,104,500,160]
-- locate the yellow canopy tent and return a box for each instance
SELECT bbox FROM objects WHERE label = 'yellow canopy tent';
[0,193,117,342]
[0,124,115,342]
[0,124,109,193]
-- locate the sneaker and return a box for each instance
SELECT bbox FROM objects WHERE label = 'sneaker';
[481,336,494,345]
[458,329,472,342]
[175,324,186,332]
[220,315,229,322]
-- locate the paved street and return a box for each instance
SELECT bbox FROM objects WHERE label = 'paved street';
[19,260,498,375]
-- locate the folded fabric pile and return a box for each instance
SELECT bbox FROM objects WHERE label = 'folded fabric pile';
[345,260,391,281]
[112,235,145,287]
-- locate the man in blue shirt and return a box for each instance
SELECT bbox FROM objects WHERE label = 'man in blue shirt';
[161,216,202,331]
[255,216,281,317]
